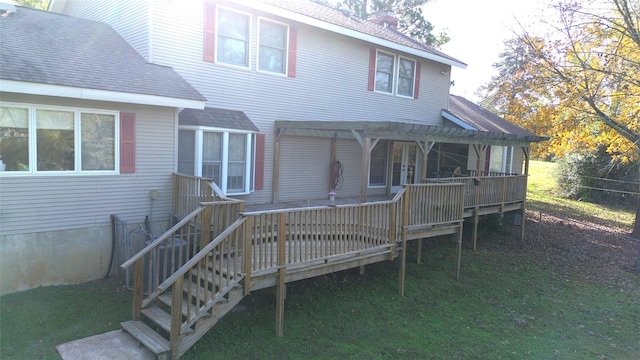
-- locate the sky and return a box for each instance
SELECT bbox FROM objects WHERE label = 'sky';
[423,0,549,101]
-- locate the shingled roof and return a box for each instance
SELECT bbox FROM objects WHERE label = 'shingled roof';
[444,95,547,141]
[0,6,205,107]
[179,108,259,132]
[229,0,466,68]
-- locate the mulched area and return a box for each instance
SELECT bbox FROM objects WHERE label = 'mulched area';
[480,210,640,289]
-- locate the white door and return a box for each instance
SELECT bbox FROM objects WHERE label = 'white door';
[391,142,417,192]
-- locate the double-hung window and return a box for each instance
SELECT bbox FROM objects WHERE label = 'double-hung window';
[0,103,117,175]
[370,49,420,98]
[375,51,395,93]
[258,19,288,74]
[397,57,416,97]
[216,7,250,67]
[178,128,254,195]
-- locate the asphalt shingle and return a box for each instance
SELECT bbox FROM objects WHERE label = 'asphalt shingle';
[0,6,205,102]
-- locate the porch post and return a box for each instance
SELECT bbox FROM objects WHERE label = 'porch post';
[471,144,487,251]
[521,147,531,241]
[330,133,337,191]
[360,126,370,203]
[272,129,283,204]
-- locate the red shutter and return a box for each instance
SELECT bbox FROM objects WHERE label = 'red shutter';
[287,27,298,78]
[368,48,376,91]
[203,2,216,63]
[120,113,135,173]
[414,61,421,99]
[254,133,266,190]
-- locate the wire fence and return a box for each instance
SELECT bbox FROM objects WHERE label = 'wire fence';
[532,210,640,272]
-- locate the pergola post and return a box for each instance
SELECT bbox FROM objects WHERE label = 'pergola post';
[272,129,283,204]
[471,144,487,251]
[330,133,337,191]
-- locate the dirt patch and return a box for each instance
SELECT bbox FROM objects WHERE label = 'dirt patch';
[480,210,640,288]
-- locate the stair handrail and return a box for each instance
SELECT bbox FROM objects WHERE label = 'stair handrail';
[120,206,206,270]
[157,216,247,292]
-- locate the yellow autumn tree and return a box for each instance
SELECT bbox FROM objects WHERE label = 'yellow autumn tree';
[479,0,640,233]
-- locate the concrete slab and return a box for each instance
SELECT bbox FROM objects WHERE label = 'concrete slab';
[56,330,155,360]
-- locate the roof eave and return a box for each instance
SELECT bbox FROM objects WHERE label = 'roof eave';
[0,80,206,109]
[227,0,467,69]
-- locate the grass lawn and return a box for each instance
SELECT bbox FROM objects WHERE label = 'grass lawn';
[1,161,639,359]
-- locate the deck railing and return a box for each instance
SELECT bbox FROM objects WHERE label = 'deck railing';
[426,175,527,209]
[173,173,213,219]
[122,181,468,358]
[242,199,399,275]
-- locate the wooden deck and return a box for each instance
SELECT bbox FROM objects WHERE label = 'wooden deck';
[120,173,526,359]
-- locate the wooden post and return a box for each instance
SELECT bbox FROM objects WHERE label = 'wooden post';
[200,205,212,248]
[132,259,143,321]
[360,136,371,203]
[416,239,422,264]
[275,212,287,337]
[243,215,252,296]
[272,132,281,204]
[399,186,409,297]
[170,276,183,360]
[389,196,397,260]
[472,144,486,251]
[330,134,337,191]
[455,222,463,280]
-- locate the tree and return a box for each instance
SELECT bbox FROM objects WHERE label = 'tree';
[479,0,640,235]
[13,0,48,10]
[337,0,450,48]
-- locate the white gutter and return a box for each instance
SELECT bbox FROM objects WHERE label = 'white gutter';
[228,0,467,69]
[0,80,206,109]
[441,110,477,130]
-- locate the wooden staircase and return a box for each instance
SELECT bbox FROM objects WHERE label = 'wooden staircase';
[122,251,246,360]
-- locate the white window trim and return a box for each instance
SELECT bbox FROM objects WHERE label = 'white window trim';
[0,102,119,176]
[256,17,290,76]
[215,5,253,70]
[374,49,396,95]
[179,125,255,195]
[396,56,416,99]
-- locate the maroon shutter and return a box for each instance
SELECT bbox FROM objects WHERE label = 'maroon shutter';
[203,2,216,63]
[120,113,135,173]
[368,48,376,91]
[287,27,298,78]
[254,133,266,190]
[414,61,421,99]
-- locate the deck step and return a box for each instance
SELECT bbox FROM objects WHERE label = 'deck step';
[141,305,194,336]
[121,320,170,360]
[157,292,203,322]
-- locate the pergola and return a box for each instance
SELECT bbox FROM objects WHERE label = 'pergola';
[273,120,549,203]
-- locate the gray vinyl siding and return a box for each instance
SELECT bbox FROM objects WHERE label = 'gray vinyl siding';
[58,0,452,205]
[278,136,329,202]
[146,1,451,205]
[0,94,177,236]
[61,0,151,61]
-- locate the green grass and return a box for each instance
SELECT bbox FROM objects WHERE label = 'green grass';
[526,160,635,230]
[1,160,639,359]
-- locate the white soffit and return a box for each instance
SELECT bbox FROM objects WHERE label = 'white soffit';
[0,80,206,109]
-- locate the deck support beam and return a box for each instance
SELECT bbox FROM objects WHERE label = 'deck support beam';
[455,222,463,280]
[275,213,287,337]
[399,186,409,296]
